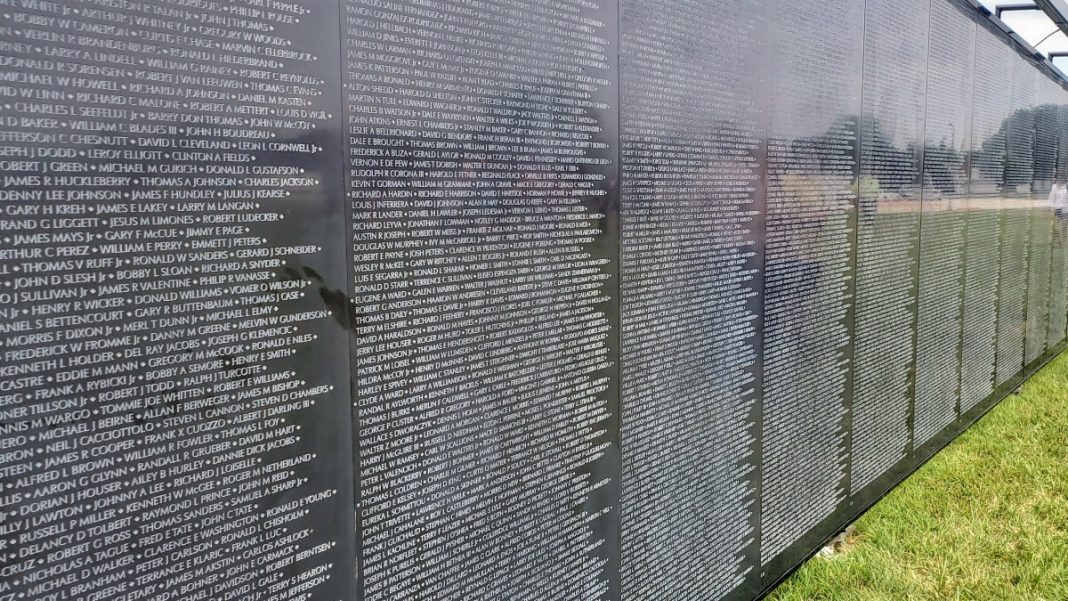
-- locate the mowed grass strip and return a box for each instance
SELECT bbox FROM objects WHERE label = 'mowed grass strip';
[768,352,1068,601]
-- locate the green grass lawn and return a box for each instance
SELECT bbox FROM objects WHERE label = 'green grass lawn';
[768,352,1068,601]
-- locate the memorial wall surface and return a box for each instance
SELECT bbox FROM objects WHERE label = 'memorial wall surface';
[0,1,1066,600]
[962,15,1012,415]
[342,1,620,599]
[851,0,927,500]
[914,0,974,447]
[996,53,1037,388]
[619,1,763,599]
[759,0,862,575]
[0,3,358,600]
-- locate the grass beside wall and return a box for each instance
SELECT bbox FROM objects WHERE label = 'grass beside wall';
[768,352,1068,601]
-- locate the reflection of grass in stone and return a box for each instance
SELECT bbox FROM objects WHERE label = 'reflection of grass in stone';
[767,350,1068,601]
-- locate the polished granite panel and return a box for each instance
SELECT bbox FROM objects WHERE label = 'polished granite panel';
[619,1,764,599]
[759,0,863,567]
[0,1,1064,601]
[914,0,975,447]
[961,16,1013,412]
[995,51,1038,386]
[0,2,357,600]
[850,0,929,493]
[341,1,621,599]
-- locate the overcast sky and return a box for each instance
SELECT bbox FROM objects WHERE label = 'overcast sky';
[977,1,1068,56]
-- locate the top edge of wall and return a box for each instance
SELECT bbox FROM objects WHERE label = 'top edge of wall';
[966,0,1068,90]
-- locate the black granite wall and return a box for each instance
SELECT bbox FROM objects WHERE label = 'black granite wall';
[0,1,1064,600]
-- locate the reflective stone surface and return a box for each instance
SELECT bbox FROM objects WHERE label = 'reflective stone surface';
[850,0,928,494]
[962,17,1012,413]
[619,0,764,599]
[1025,75,1063,365]
[0,3,357,600]
[1052,100,1068,349]
[995,51,1038,387]
[0,1,1067,601]
[914,0,974,447]
[759,0,863,567]
[341,1,621,599]
[1026,207,1054,365]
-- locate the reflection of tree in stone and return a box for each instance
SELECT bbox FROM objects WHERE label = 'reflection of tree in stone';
[970,104,1065,193]
[788,115,859,174]
[792,104,1067,198]
[788,115,916,198]
[1059,105,1068,181]
[1033,103,1061,188]
[923,140,966,196]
